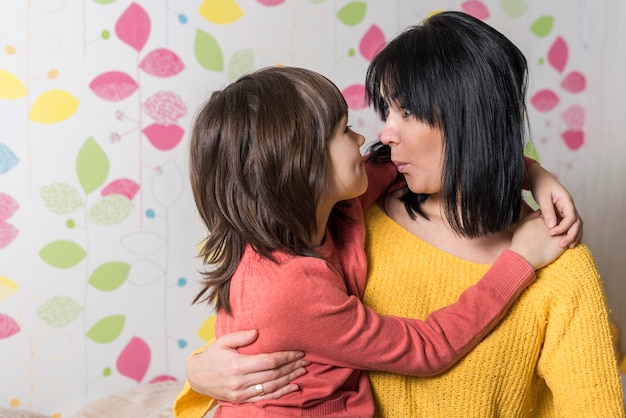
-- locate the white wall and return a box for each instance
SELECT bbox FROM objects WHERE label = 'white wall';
[584,0,626,355]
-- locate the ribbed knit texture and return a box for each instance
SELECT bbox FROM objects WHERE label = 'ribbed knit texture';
[363,204,625,418]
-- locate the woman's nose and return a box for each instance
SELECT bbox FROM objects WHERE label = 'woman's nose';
[380,119,397,145]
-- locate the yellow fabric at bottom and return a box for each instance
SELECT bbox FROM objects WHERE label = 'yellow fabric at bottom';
[173,342,218,418]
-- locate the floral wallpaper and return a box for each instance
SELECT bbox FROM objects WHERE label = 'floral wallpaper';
[0,0,591,416]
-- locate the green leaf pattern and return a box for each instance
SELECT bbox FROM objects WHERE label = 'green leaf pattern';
[87,194,134,225]
[40,182,84,214]
[77,137,110,194]
[39,240,87,268]
[88,262,131,291]
[228,49,254,81]
[86,314,126,343]
[194,29,224,72]
[36,296,83,327]
[336,2,367,26]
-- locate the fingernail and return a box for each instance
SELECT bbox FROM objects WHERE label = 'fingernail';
[301,360,311,366]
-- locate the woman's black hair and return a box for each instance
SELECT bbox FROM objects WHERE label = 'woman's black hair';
[366,11,529,238]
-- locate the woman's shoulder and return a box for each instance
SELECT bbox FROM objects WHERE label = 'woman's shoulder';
[533,242,603,297]
[540,242,598,276]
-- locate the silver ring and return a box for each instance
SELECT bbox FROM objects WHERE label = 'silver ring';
[254,383,265,396]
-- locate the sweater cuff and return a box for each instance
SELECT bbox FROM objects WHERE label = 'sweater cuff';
[479,249,535,302]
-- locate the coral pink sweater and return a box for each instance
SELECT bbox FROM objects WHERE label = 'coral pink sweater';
[202,163,536,417]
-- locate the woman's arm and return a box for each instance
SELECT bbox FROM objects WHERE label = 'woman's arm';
[173,333,311,416]
[536,245,625,415]
[186,331,309,402]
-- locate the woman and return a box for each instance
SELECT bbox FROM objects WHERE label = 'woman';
[359,11,623,416]
[181,11,623,417]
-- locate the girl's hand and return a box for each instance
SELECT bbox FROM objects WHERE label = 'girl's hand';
[527,163,583,248]
[187,330,309,403]
[509,210,566,269]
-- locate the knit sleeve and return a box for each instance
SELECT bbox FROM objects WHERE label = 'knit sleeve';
[257,249,535,376]
[172,342,218,418]
[522,156,537,190]
[535,245,625,416]
[358,158,400,210]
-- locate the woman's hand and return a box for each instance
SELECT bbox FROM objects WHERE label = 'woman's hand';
[186,330,310,404]
[527,163,583,248]
[509,210,566,269]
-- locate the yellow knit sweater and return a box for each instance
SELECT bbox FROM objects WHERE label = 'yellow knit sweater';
[363,205,625,418]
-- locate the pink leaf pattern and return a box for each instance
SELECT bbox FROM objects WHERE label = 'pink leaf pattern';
[547,36,568,73]
[148,374,177,383]
[115,2,151,52]
[560,71,586,93]
[561,104,585,130]
[359,24,385,62]
[561,130,584,150]
[461,1,490,20]
[139,49,185,78]
[256,0,285,5]
[530,89,559,112]
[0,221,19,249]
[0,313,20,339]
[342,84,366,110]
[0,193,19,248]
[117,336,151,383]
[101,179,141,200]
[0,1,595,410]
[143,124,185,151]
[90,71,139,101]
[143,91,188,125]
[0,192,19,221]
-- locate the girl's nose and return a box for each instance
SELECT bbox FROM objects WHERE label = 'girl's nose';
[356,132,365,147]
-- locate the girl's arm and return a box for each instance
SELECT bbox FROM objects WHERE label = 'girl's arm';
[358,158,399,210]
[180,212,564,403]
[524,158,583,248]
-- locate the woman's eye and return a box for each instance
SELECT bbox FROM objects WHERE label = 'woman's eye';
[402,108,413,117]
[345,125,352,133]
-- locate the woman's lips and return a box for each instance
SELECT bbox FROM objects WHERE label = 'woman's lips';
[393,160,407,173]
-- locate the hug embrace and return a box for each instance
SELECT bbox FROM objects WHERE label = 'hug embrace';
[176,11,624,418]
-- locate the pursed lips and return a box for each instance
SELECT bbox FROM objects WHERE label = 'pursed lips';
[392,159,407,173]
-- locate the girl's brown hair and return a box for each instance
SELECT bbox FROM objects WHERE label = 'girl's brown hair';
[189,66,348,313]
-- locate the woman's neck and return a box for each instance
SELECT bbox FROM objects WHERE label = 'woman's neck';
[382,191,516,264]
